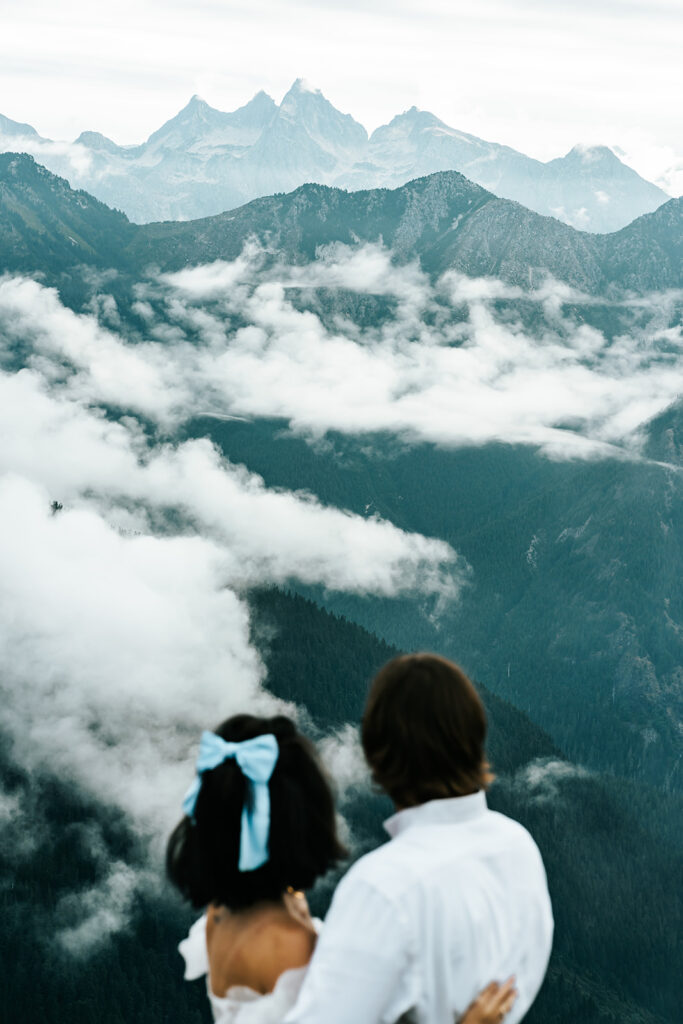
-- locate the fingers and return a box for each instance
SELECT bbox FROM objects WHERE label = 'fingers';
[495,977,516,1001]
[487,977,517,1021]
[473,976,517,1022]
[461,975,518,1024]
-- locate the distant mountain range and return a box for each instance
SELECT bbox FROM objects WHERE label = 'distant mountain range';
[1,154,681,300]
[0,79,672,231]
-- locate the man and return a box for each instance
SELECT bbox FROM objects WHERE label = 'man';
[284,653,553,1024]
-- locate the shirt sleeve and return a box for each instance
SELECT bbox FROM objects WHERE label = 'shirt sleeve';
[283,872,414,1024]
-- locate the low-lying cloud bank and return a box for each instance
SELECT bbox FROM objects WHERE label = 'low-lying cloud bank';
[6,242,681,462]
[0,132,94,177]
[0,252,469,932]
[154,245,682,459]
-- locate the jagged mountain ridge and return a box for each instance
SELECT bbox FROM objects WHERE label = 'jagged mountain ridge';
[0,79,670,230]
[1,154,681,297]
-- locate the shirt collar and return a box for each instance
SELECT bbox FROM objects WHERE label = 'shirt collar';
[383,790,488,838]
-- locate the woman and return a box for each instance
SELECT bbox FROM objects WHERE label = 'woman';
[167,713,517,1023]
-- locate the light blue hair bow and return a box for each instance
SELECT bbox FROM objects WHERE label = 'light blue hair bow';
[182,731,279,872]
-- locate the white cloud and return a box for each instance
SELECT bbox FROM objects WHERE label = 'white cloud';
[0,452,458,812]
[0,787,46,862]
[56,861,151,956]
[0,132,93,176]
[0,276,190,425]
[0,473,270,828]
[151,249,683,460]
[550,205,590,230]
[5,251,682,468]
[657,161,683,198]
[0,370,461,598]
[511,758,591,804]
[0,791,21,824]
[318,725,369,796]
[614,134,683,197]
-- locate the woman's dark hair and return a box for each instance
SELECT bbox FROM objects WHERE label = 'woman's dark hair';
[167,714,346,910]
[362,653,494,808]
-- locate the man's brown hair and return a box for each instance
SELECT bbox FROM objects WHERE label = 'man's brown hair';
[361,653,494,807]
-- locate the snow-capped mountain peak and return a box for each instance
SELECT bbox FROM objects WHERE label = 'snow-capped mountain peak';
[280,78,343,118]
[289,77,321,95]
[274,79,367,159]
[564,143,621,166]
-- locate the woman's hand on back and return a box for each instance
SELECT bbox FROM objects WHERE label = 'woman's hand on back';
[460,978,517,1024]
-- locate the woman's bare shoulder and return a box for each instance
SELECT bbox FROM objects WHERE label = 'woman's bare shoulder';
[206,905,316,997]
[257,915,316,990]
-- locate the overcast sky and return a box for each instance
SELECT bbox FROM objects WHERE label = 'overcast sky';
[1,0,681,189]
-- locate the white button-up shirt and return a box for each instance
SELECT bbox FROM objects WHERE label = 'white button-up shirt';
[284,791,553,1024]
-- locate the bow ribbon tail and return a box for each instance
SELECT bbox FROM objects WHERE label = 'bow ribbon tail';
[239,779,271,871]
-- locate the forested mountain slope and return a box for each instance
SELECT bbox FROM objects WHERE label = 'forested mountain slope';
[127,175,682,293]
[1,155,681,296]
[192,420,683,791]
[0,154,133,272]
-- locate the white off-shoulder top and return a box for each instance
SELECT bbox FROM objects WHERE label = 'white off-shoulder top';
[179,913,319,1024]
